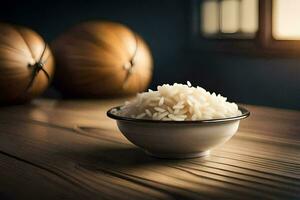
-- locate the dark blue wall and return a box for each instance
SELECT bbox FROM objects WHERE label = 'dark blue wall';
[1,0,300,109]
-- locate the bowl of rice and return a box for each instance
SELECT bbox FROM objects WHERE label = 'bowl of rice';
[107,82,250,159]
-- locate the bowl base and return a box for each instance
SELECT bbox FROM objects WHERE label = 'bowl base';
[145,150,210,159]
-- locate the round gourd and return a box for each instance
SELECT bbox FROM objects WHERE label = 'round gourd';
[52,21,153,97]
[0,23,54,104]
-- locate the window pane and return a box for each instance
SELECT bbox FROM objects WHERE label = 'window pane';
[220,0,239,33]
[273,0,300,40]
[240,0,258,33]
[201,0,219,35]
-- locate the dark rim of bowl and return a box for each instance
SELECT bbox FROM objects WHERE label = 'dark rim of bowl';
[107,105,250,124]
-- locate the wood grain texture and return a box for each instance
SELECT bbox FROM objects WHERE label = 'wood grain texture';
[0,99,299,200]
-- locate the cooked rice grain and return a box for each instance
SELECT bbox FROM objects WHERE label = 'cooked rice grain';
[119,82,242,121]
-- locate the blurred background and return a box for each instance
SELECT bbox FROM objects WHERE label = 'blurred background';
[1,0,300,110]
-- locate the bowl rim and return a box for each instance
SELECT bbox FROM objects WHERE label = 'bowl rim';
[107,105,250,124]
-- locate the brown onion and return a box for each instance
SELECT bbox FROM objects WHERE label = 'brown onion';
[52,21,153,97]
[0,23,54,104]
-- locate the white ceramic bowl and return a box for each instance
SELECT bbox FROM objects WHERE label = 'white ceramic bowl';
[107,106,250,159]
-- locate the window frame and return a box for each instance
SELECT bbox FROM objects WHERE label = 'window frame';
[189,0,300,56]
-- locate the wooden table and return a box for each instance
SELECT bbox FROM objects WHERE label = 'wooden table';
[0,99,299,200]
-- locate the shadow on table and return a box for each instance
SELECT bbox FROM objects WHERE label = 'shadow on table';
[71,143,209,172]
[76,145,187,170]
[66,126,209,173]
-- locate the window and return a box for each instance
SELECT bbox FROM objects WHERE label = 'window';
[272,0,300,40]
[190,0,300,55]
[201,0,258,38]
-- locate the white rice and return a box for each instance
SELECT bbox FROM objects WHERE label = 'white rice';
[118,82,242,121]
